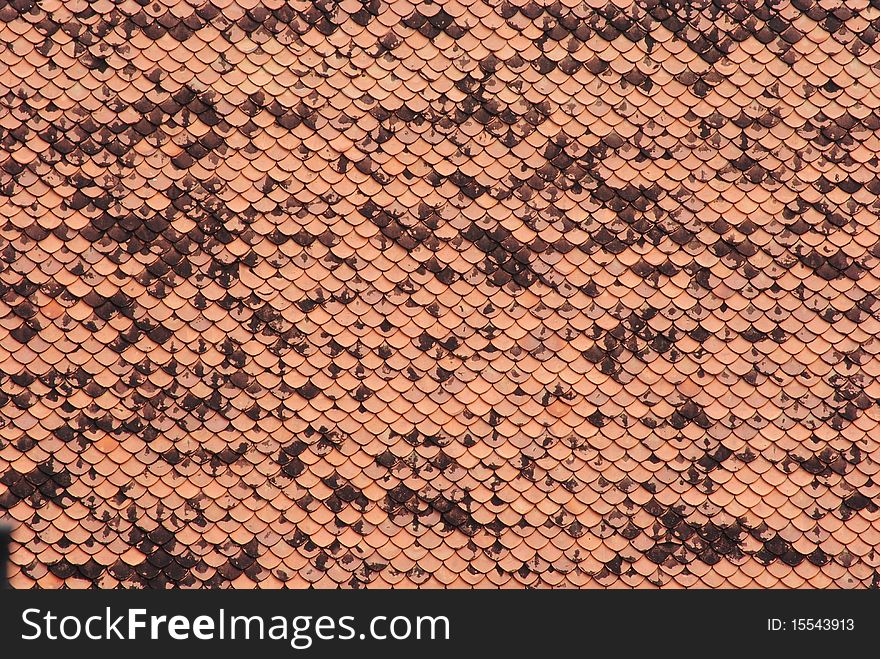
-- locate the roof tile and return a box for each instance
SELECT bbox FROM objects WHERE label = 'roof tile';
[0,0,879,589]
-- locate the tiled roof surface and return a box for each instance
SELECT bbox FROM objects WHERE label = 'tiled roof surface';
[1,0,880,589]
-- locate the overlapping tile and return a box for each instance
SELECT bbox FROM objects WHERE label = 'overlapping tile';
[1,0,880,588]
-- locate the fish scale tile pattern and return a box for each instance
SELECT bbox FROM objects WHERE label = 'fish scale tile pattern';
[1,0,880,589]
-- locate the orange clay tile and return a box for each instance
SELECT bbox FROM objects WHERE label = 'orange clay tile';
[0,0,879,590]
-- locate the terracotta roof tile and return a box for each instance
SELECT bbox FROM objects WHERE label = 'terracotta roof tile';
[0,0,879,589]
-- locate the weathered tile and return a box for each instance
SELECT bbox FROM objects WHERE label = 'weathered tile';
[0,0,878,589]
